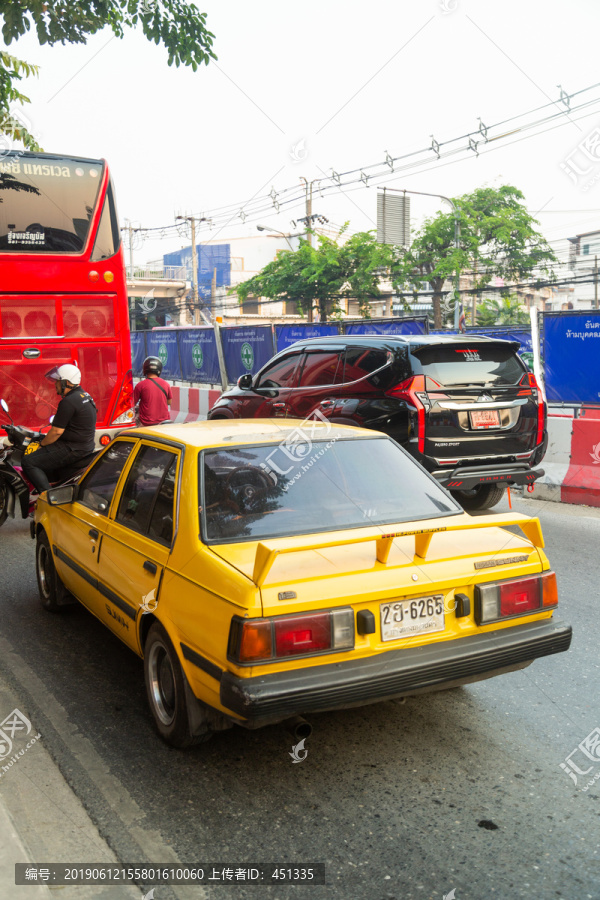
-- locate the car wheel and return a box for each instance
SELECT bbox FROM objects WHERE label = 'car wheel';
[452,484,505,511]
[36,531,71,612]
[0,478,9,528]
[144,623,213,748]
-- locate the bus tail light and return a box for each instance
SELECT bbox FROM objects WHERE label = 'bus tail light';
[475,572,558,625]
[111,369,135,425]
[228,609,354,664]
[386,376,426,453]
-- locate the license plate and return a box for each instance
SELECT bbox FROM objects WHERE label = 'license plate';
[470,409,500,428]
[380,595,445,642]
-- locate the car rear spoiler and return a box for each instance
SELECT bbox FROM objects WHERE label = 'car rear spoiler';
[252,513,544,587]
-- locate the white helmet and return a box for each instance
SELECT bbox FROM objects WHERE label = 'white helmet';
[46,364,82,386]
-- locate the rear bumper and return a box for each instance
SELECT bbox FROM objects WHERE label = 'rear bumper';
[220,618,571,726]
[436,465,544,491]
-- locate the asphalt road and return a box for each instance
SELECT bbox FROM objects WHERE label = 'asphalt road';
[0,493,599,900]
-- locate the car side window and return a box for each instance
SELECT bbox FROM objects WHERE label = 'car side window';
[148,457,177,545]
[342,347,389,382]
[116,445,178,540]
[255,353,302,389]
[297,351,344,387]
[78,441,135,515]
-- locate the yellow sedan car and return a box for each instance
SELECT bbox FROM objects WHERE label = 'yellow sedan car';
[33,420,571,748]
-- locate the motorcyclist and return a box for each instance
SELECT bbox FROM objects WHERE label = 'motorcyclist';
[22,364,96,494]
[134,356,172,426]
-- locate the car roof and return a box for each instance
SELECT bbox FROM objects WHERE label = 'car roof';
[126,418,378,449]
[282,333,516,351]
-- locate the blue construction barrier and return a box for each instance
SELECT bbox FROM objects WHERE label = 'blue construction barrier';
[130,332,147,377]
[220,325,274,383]
[145,329,182,381]
[275,323,340,353]
[543,311,600,404]
[344,317,428,336]
[178,328,221,384]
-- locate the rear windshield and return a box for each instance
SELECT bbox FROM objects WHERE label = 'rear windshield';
[200,437,460,543]
[0,155,104,253]
[411,343,525,387]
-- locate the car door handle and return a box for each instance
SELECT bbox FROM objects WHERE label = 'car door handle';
[88,529,99,540]
[320,400,334,409]
[272,402,286,410]
[143,560,157,575]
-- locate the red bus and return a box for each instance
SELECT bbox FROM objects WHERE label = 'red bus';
[0,151,134,443]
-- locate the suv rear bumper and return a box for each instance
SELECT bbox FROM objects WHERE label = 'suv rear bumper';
[220,618,571,727]
[436,466,545,491]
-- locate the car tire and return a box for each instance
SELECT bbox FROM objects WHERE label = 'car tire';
[0,478,9,528]
[36,531,71,612]
[452,484,506,511]
[144,622,213,748]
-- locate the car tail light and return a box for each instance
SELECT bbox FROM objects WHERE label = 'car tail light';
[239,620,272,662]
[228,608,354,664]
[475,572,558,624]
[499,577,540,617]
[541,571,558,607]
[520,373,545,445]
[386,376,426,453]
[111,369,135,426]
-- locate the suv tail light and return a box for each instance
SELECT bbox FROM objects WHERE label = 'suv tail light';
[386,376,426,453]
[228,608,355,664]
[475,572,558,625]
[520,372,545,446]
[110,368,135,426]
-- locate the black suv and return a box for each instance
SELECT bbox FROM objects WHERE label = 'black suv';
[208,335,547,509]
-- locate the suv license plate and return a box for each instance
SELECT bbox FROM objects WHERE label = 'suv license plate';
[380,595,445,642]
[470,409,500,428]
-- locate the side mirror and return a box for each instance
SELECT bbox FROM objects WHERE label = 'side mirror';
[0,399,8,413]
[237,373,253,390]
[47,484,78,506]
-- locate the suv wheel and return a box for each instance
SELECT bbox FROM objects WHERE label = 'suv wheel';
[452,484,505,511]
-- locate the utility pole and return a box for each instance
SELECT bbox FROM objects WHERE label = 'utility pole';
[176,215,201,325]
[301,178,314,322]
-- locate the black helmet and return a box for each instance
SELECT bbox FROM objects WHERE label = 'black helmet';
[143,356,163,377]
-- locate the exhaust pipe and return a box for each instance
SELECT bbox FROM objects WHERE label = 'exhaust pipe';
[284,716,312,741]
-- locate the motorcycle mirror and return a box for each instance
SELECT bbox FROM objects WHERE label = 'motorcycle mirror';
[49,416,54,424]
[0,399,14,425]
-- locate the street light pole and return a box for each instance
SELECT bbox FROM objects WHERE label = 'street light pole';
[256,225,294,250]
[378,186,461,329]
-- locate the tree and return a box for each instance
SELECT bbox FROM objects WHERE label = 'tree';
[236,227,409,323]
[0,1,216,149]
[407,185,557,329]
[476,294,530,327]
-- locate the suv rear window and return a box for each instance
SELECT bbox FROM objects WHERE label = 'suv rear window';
[411,343,525,387]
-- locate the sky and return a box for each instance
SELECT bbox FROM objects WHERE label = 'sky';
[5,0,600,268]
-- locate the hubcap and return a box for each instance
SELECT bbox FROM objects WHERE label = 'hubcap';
[148,642,176,726]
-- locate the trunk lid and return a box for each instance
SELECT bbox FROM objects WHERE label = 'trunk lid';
[410,341,540,462]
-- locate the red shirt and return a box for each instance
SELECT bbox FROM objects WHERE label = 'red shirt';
[134,377,172,425]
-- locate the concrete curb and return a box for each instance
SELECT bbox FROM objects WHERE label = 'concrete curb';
[0,795,52,898]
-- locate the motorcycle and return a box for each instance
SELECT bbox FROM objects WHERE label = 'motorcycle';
[0,398,95,528]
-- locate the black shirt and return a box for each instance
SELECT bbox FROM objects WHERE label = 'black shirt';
[52,388,97,451]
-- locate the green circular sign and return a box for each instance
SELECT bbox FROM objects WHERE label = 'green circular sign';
[192,343,203,370]
[158,343,168,365]
[241,342,254,371]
